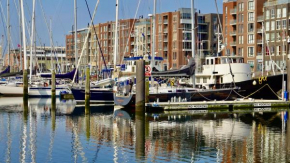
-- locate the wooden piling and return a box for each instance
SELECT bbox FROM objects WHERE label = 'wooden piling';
[136,60,145,109]
[145,78,149,103]
[287,60,290,100]
[23,69,28,100]
[85,67,90,114]
[51,70,56,104]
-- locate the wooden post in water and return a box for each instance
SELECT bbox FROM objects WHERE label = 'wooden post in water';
[23,69,28,100]
[287,60,290,100]
[136,60,145,108]
[51,70,56,104]
[145,78,149,103]
[85,67,90,114]
[135,60,145,159]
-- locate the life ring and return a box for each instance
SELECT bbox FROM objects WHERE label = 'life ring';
[44,82,48,87]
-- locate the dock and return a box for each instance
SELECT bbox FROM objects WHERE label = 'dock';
[146,99,290,111]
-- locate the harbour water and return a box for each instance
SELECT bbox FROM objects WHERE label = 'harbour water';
[0,97,290,162]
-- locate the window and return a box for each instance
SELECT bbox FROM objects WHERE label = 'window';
[271,9,275,18]
[173,52,177,60]
[238,3,244,11]
[266,10,270,19]
[238,24,243,33]
[248,1,254,10]
[282,8,287,17]
[238,36,243,44]
[277,8,281,18]
[248,34,254,44]
[266,33,270,41]
[248,12,254,21]
[276,45,280,55]
[248,47,254,57]
[248,23,254,32]
[248,60,254,68]
[225,16,227,24]
[271,21,275,30]
[270,33,275,41]
[276,20,281,30]
[225,7,227,14]
[238,47,244,56]
[282,19,286,29]
[238,13,244,22]
[276,32,281,41]
[266,21,270,31]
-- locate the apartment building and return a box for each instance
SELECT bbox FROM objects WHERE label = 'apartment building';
[263,0,290,72]
[66,9,222,72]
[65,28,89,71]
[223,0,265,72]
[133,18,151,57]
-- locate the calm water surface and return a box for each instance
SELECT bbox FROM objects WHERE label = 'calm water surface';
[0,97,289,163]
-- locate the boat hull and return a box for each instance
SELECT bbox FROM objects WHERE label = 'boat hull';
[212,74,286,99]
[0,85,23,96]
[71,87,114,103]
[28,87,71,97]
[114,88,238,107]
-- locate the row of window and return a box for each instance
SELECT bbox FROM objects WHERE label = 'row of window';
[265,20,288,31]
[265,8,287,19]
[225,1,254,14]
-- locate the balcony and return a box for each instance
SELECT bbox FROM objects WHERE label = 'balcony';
[257,15,263,22]
[230,20,236,25]
[198,29,207,33]
[229,31,236,36]
[164,38,168,42]
[163,19,168,24]
[257,39,263,44]
[164,28,168,33]
[163,47,168,51]
[230,41,236,46]
[230,8,237,15]
[257,28,263,33]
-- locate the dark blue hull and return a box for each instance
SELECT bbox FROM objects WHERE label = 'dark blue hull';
[71,87,114,103]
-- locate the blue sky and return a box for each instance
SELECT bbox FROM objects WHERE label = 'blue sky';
[0,0,222,52]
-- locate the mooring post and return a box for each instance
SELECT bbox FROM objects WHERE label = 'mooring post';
[23,69,28,100]
[145,78,149,103]
[51,70,56,104]
[135,59,145,159]
[136,60,145,108]
[287,60,290,101]
[85,67,90,114]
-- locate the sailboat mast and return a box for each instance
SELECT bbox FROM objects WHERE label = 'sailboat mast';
[19,0,22,71]
[191,0,196,88]
[74,0,78,69]
[20,0,27,70]
[7,0,10,69]
[113,0,118,69]
[50,19,53,70]
[150,0,156,84]
[29,0,35,84]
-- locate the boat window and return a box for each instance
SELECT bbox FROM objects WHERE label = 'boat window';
[233,59,236,63]
[221,77,223,83]
[196,77,200,83]
[206,59,209,65]
[211,59,214,65]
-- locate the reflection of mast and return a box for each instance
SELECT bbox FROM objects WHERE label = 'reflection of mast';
[29,105,36,162]
[20,116,27,162]
[71,119,87,162]
[47,110,55,161]
[5,115,11,162]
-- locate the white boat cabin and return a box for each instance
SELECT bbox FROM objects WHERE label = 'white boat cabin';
[195,56,251,89]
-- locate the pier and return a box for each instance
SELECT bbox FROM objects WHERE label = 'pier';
[146,99,290,110]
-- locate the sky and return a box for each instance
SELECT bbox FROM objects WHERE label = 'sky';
[0,0,223,54]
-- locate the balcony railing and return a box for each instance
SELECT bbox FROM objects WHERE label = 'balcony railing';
[230,8,237,15]
[230,31,236,36]
[230,20,236,25]
[257,15,263,22]
[257,39,263,44]
[230,41,236,46]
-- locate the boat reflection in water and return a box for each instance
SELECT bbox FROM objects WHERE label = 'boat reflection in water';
[0,98,290,162]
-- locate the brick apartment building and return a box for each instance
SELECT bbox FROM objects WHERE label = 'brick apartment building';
[66,8,222,72]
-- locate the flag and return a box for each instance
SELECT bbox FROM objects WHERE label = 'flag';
[142,33,145,38]
[17,44,20,48]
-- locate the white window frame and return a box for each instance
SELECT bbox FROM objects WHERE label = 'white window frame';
[248,47,254,57]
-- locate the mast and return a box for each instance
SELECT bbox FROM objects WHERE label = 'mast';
[191,0,195,88]
[150,0,156,84]
[7,0,10,69]
[19,0,22,71]
[29,0,35,84]
[20,0,27,70]
[74,0,78,69]
[262,22,264,76]
[50,18,53,70]
[113,0,119,69]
